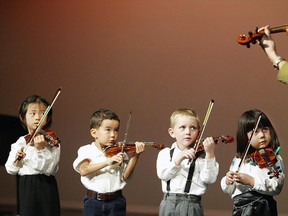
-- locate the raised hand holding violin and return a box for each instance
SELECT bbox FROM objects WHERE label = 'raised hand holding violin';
[107,152,125,166]
[237,24,288,48]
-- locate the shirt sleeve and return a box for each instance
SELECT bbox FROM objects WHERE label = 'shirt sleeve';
[220,157,238,196]
[156,147,181,181]
[221,176,236,196]
[277,61,288,84]
[5,137,24,175]
[73,145,91,173]
[198,157,219,184]
[32,145,61,174]
[5,136,61,176]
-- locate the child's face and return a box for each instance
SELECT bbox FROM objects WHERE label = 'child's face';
[168,115,199,150]
[24,103,47,134]
[91,119,120,147]
[248,127,271,149]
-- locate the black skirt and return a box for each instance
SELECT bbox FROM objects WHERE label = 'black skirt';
[232,191,277,216]
[19,174,60,216]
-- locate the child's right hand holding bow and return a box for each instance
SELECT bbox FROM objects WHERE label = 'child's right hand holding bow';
[174,148,195,166]
[108,152,124,166]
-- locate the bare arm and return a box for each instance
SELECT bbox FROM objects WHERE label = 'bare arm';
[122,142,145,181]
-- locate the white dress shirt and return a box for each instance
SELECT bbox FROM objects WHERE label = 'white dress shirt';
[5,136,60,176]
[73,142,129,193]
[221,156,285,198]
[156,142,219,196]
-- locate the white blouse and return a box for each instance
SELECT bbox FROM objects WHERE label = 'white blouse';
[5,136,60,176]
[156,142,219,196]
[221,156,285,198]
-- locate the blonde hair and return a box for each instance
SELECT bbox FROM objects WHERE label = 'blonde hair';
[170,108,200,128]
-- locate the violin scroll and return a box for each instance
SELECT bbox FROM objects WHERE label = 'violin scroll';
[237,28,263,48]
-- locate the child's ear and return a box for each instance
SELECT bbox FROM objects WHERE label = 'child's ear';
[168,128,175,138]
[19,115,25,124]
[90,128,98,139]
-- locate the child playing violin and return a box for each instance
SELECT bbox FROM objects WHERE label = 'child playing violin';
[221,109,285,216]
[73,108,145,216]
[156,108,219,216]
[5,95,61,216]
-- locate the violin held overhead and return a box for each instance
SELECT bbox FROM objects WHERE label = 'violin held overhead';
[104,142,164,157]
[237,25,288,48]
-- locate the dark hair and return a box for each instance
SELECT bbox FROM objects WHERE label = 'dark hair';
[90,109,120,129]
[18,95,52,130]
[236,109,280,158]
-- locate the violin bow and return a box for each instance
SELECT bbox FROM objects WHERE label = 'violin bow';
[236,114,262,172]
[15,87,62,162]
[194,100,214,152]
[121,110,132,153]
[188,99,214,164]
[118,110,132,181]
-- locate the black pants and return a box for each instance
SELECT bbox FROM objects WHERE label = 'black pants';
[233,191,277,216]
[19,174,60,216]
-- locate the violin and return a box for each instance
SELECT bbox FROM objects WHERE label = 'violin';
[194,135,234,156]
[249,147,281,179]
[237,25,288,48]
[24,128,61,147]
[104,142,164,157]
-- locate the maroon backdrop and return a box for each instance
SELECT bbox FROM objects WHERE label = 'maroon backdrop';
[1,1,287,214]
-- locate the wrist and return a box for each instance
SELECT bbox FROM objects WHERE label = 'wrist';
[268,53,280,63]
[131,153,140,158]
[205,152,215,159]
[273,56,285,70]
